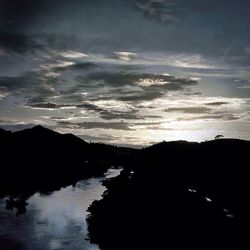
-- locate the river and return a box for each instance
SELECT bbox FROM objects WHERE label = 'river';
[0,168,121,250]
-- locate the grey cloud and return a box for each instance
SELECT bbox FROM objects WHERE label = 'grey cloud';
[130,121,162,126]
[77,102,141,120]
[0,71,58,95]
[73,72,198,104]
[75,72,136,88]
[117,64,144,72]
[29,102,69,109]
[50,116,68,121]
[27,98,143,121]
[113,52,137,61]
[29,101,116,120]
[78,134,118,143]
[0,32,44,54]
[145,115,163,118]
[205,102,228,106]
[56,120,166,131]
[77,103,103,112]
[141,125,175,130]
[177,114,239,122]
[135,0,179,23]
[163,104,240,121]
[0,69,62,109]
[60,94,85,103]
[0,123,36,132]
[184,92,202,96]
[54,62,97,73]
[76,72,197,89]
[117,90,164,102]
[99,110,141,120]
[233,78,250,89]
[164,106,212,114]
[1,0,250,59]
[56,121,134,131]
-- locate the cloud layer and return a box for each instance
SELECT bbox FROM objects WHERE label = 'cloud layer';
[1,1,250,144]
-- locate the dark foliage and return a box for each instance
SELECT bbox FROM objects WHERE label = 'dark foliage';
[88,139,250,249]
[1,126,249,249]
[0,125,136,200]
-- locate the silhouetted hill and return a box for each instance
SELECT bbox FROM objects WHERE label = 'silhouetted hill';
[0,126,136,199]
[16,124,60,136]
[0,128,11,137]
[88,139,250,250]
[1,126,250,248]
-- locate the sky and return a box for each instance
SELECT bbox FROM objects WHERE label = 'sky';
[0,0,250,146]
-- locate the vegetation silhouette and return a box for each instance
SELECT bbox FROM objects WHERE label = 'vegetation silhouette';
[0,126,249,249]
[0,125,136,206]
[215,134,224,139]
[87,139,250,249]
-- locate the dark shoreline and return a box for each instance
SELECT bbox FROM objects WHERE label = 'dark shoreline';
[87,139,250,250]
[0,125,137,213]
[1,125,249,249]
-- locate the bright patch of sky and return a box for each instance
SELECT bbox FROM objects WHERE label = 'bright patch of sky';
[0,0,250,145]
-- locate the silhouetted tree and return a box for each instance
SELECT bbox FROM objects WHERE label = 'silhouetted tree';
[215,134,224,139]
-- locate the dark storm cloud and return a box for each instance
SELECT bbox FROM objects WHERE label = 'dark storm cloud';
[0,32,43,54]
[1,0,250,58]
[0,1,84,34]
[133,0,250,57]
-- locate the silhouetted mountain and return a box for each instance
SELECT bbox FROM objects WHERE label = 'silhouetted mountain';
[0,128,11,137]
[1,126,250,248]
[0,125,136,199]
[87,139,250,250]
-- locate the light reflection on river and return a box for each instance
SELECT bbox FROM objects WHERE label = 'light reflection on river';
[0,168,121,250]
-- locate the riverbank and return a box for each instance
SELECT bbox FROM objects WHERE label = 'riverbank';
[1,126,249,249]
[0,168,122,250]
[87,139,250,249]
[0,126,136,199]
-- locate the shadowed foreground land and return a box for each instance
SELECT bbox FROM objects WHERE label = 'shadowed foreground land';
[0,126,135,202]
[0,126,249,249]
[88,139,250,249]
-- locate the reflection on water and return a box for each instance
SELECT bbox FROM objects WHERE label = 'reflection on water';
[0,168,121,250]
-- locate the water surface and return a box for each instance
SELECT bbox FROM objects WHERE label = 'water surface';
[0,168,121,250]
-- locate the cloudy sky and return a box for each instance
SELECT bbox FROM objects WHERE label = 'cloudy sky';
[0,0,250,146]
